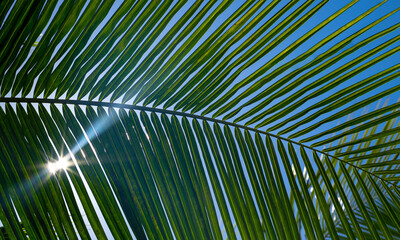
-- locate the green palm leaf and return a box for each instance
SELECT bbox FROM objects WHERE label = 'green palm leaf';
[1,1,400,239]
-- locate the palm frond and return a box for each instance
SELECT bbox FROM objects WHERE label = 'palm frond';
[1,1,400,239]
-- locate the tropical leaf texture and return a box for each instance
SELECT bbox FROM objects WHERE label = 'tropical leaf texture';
[1,1,400,239]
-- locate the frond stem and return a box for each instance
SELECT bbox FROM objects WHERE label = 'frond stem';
[0,97,397,188]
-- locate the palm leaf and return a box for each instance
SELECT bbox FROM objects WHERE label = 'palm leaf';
[1,1,400,239]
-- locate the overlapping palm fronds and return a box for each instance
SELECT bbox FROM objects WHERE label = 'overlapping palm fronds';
[1,1,400,239]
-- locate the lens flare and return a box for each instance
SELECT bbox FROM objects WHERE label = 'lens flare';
[48,156,71,174]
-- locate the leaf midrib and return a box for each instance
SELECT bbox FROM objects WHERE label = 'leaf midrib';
[0,97,397,189]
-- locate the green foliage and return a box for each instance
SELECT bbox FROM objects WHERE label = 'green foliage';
[1,1,400,239]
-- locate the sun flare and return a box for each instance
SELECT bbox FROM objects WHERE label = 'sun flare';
[47,157,71,174]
